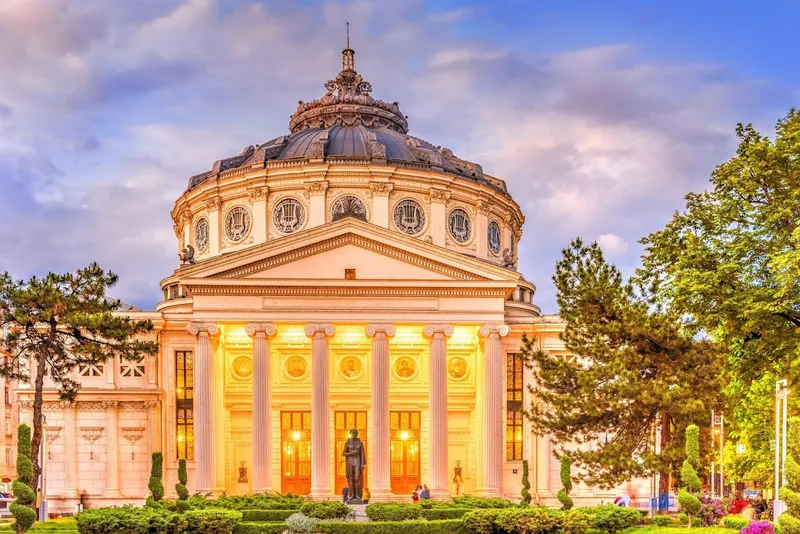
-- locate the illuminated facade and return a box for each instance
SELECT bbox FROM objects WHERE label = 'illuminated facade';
[17,45,651,512]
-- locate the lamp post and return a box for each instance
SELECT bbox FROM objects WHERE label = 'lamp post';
[711,411,724,497]
[774,379,788,520]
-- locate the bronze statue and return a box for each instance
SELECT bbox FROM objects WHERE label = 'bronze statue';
[342,428,366,502]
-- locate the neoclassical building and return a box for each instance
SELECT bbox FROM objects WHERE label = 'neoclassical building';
[17,45,650,513]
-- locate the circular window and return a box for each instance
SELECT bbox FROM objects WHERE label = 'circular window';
[393,199,426,235]
[488,221,501,255]
[195,218,210,252]
[448,208,472,243]
[331,195,367,222]
[272,198,306,234]
[224,207,251,242]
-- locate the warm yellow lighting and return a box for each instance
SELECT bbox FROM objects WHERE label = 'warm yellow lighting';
[176,388,183,394]
[516,432,522,441]
[293,430,301,441]
[400,430,409,440]
[178,434,184,443]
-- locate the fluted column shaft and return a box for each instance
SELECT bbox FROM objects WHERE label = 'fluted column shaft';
[424,324,454,499]
[306,324,335,498]
[63,406,78,498]
[479,324,510,495]
[105,403,121,497]
[187,322,218,493]
[247,323,277,493]
[367,324,396,497]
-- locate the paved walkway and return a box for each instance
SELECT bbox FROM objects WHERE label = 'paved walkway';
[349,504,369,522]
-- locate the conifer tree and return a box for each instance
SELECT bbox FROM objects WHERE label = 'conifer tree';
[523,239,726,497]
[678,425,702,527]
[520,459,532,506]
[148,452,164,505]
[175,458,189,512]
[9,424,36,533]
[557,455,574,510]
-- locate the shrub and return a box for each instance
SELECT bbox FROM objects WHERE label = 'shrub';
[463,509,502,534]
[696,497,729,526]
[741,521,775,534]
[651,515,673,527]
[176,459,189,502]
[722,517,750,530]
[521,459,532,506]
[677,490,702,528]
[175,499,191,513]
[451,496,514,509]
[560,456,573,494]
[148,452,164,502]
[420,508,471,520]
[681,425,701,493]
[588,505,643,534]
[190,494,304,511]
[365,503,421,522]
[298,501,350,520]
[184,509,241,534]
[557,489,573,511]
[11,423,37,534]
[497,507,564,534]
[241,509,296,522]
[284,513,318,533]
[315,520,463,533]
[553,509,591,534]
[233,523,287,534]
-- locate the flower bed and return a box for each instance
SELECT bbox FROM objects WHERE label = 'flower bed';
[315,519,463,533]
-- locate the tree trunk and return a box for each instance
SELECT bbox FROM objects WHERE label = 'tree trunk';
[30,349,46,499]
[658,415,671,513]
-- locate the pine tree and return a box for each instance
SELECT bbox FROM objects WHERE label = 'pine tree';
[520,459,532,506]
[778,417,800,534]
[9,424,37,533]
[557,455,574,510]
[678,425,702,527]
[523,239,726,492]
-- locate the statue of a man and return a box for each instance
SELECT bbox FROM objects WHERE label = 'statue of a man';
[342,429,366,501]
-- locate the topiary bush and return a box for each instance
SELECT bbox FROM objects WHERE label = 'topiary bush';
[298,501,351,520]
[494,507,563,534]
[176,458,189,501]
[588,505,642,534]
[148,452,164,502]
[365,503,422,522]
[184,509,241,534]
[521,459,532,506]
[677,490,702,528]
[462,509,502,534]
[651,515,674,527]
[10,423,37,534]
[722,516,750,530]
[558,455,574,510]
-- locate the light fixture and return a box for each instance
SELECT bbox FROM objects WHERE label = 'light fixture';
[293,430,301,441]
[400,430,409,441]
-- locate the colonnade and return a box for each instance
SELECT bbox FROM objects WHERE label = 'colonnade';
[186,321,509,498]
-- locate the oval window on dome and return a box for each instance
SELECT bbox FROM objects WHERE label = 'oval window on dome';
[273,198,306,234]
[331,195,367,222]
[195,218,210,252]
[448,208,472,243]
[488,221,501,255]
[225,207,251,242]
[393,199,426,235]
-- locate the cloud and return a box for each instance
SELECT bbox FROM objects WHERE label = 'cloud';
[0,0,794,312]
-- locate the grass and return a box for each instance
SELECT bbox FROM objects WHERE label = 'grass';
[0,517,77,532]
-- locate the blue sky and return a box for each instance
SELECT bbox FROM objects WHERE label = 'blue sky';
[0,0,797,312]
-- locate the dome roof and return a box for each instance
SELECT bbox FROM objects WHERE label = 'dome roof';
[186,44,509,197]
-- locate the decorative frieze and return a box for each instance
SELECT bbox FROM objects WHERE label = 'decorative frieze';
[17,400,159,412]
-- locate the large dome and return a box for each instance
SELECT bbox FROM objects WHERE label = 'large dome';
[186,45,508,197]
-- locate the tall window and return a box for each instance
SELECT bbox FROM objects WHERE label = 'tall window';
[506,353,524,460]
[176,351,194,460]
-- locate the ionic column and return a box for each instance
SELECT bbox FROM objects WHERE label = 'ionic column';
[63,404,78,498]
[305,323,335,498]
[423,324,454,499]
[104,401,121,497]
[479,323,510,496]
[246,323,277,493]
[186,321,219,493]
[366,324,396,498]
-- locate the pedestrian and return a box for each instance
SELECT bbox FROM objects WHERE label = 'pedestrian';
[412,486,420,503]
[420,485,430,499]
[342,486,349,503]
[363,487,370,504]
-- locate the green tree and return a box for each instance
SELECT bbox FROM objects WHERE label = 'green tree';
[149,452,165,502]
[639,109,800,486]
[680,425,701,493]
[9,424,37,533]
[0,263,157,492]
[778,417,800,534]
[523,240,726,492]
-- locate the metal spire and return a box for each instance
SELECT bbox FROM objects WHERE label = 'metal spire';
[342,22,355,71]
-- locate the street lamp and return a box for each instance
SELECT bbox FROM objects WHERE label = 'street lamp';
[774,379,789,521]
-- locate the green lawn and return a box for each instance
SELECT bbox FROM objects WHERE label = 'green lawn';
[0,517,77,532]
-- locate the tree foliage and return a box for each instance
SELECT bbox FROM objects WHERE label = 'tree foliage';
[639,108,800,484]
[523,239,726,488]
[10,424,36,533]
[680,425,701,493]
[0,263,158,493]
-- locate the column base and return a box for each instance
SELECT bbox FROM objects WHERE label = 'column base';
[367,489,394,501]
[429,489,451,501]
[309,489,334,501]
[473,488,501,498]
[61,489,79,499]
[104,490,121,498]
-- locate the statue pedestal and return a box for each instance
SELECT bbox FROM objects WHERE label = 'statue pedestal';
[347,498,363,505]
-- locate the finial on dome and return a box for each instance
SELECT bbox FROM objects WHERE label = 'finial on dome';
[342,22,355,72]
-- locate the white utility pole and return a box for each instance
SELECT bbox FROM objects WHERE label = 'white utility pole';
[775,379,789,521]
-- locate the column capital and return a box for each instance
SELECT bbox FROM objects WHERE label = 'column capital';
[366,324,396,338]
[245,323,277,338]
[423,324,454,339]
[479,323,510,338]
[305,323,335,338]
[186,321,219,337]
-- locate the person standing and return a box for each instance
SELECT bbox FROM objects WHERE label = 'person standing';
[420,485,430,499]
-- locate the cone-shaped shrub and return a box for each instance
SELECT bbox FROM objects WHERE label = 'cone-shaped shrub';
[681,424,701,492]
[558,455,573,510]
[176,458,189,501]
[520,459,532,506]
[10,424,36,533]
[148,452,164,502]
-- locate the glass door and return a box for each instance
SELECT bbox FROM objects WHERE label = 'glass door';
[281,411,311,495]
[390,411,420,496]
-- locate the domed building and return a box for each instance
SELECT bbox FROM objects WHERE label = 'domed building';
[20,44,650,512]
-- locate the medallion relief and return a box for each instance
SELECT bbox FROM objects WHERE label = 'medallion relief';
[284,356,309,380]
[231,356,253,380]
[393,356,417,381]
[338,356,363,380]
[447,357,469,381]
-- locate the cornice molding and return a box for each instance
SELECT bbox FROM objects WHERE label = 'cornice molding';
[182,285,512,299]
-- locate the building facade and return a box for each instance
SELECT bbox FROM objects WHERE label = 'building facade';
[17,46,650,513]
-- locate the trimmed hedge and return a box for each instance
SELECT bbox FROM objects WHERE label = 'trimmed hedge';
[188,494,304,510]
[583,505,643,534]
[723,517,750,530]
[316,519,463,534]
[232,523,286,534]
[298,501,351,520]
[420,508,472,520]
[365,503,422,522]
[240,509,296,522]
[651,515,674,527]
[75,506,241,534]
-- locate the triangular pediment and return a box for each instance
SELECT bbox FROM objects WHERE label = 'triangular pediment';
[172,218,521,284]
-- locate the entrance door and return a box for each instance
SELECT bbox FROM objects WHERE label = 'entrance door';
[390,411,420,496]
[335,411,367,495]
[281,411,311,495]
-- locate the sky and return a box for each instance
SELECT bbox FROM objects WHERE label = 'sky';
[0,0,797,313]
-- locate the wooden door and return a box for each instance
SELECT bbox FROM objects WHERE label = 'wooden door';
[390,411,420,496]
[335,411,368,496]
[281,411,311,495]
